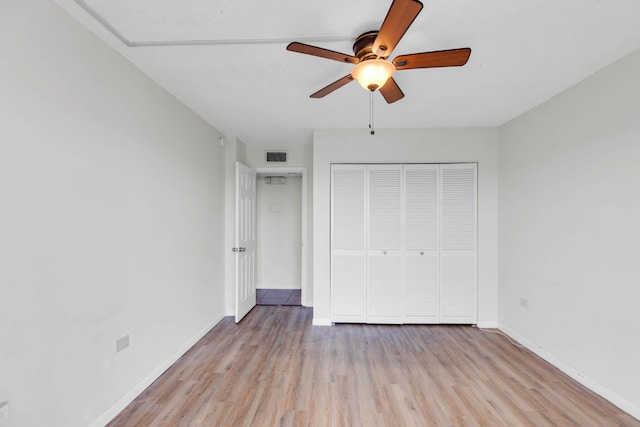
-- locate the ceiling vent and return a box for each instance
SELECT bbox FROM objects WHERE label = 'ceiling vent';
[265,151,287,164]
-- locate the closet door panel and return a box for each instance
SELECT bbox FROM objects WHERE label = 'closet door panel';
[367,165,402,323]
[367,255,402,323]
[332,167,366,250]
[440,164,477,323]
[331,165,366,322]
[404,255,438,322]
[403,165,439,323]
[440,255,476,322]
[441,165,476,251]
[405,165,438,251]
[332,256,366,320]
[368,166,402,251]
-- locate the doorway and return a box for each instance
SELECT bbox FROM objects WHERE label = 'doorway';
[254,167,307,306]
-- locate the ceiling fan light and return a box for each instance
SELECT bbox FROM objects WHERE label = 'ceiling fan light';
[351,59,395,91]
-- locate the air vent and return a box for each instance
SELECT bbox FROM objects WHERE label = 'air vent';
[264,176,287,185]
[265,151,287,163]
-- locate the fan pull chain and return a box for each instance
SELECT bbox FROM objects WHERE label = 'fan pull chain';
[369,91,375,135]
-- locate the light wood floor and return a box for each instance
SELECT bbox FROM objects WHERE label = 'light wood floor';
[108,306,639,427]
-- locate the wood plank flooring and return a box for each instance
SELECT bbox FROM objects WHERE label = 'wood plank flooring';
[107,306,640,427]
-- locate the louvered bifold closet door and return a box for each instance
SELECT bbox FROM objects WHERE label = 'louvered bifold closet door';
[440,164,477,323]
[331,165,367,322]
[403,165,439,323]
[367,165,403,323]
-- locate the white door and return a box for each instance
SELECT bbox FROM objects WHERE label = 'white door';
[331,165,367,323]
[439,163,477,323]
[235,162,257,323]
[403,164,439,323]
[367,164,403,324]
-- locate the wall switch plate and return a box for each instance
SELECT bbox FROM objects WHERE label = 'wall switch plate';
[0,401,9,425]
[116,334,130,352]
[519,297,528,308]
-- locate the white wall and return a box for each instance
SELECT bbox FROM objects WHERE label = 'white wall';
[0,0,226,426]
[256,175,302,289]
[499,48,640,415]
[313,129,499,325]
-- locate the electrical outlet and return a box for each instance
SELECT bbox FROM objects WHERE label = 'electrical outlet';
[0,401,9,425]
[116,334,130,352]
[519,297,528,308]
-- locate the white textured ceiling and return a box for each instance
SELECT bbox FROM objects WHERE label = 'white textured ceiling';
[53,0,640,145]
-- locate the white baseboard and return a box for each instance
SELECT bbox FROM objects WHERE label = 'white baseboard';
[225,308,235,316]
[256,284,301,290]
[476,320,498,328]
[312,318,332,326]
[498,323,640,421]
[90,312,226,427]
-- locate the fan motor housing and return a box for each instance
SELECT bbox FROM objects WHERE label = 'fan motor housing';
[353,31,380,62]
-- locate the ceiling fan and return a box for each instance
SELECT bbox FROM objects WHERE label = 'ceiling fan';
[287,0,471,103]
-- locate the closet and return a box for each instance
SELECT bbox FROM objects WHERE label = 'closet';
[330,163,477,324]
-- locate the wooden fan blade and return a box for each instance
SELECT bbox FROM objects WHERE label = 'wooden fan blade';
[379,77,405,104]
[287,42,358,64]
[373,0,424,58]
[310,75,355,98]
[393,48,471,70]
